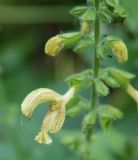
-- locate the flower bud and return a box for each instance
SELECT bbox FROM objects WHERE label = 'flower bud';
[105,36,128,63]
[81,21,90,35]
[45,32,82,57]
[111,40,128,63]
[45,36,64,56]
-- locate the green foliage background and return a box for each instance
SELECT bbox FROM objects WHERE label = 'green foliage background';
[0,0,138,160]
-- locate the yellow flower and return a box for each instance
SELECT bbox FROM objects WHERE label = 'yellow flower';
[126,84,138,105]
[81,21,90,35]
[111,40,128,63]
[45,36,64,56]
[21,87,75,144]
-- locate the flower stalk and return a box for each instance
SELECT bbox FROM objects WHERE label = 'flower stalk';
[21,0,137,158]
[85,0,100,148]
[92,0,100,109]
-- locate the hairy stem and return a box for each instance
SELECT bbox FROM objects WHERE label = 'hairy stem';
[85,0,100,144]
[86,0,100,142]
[82,2,101,159]
[92,0,100,109]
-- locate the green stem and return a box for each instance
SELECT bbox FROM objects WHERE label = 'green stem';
[85,0,100,144]
[82,2,101,159]
[92,0,100,108]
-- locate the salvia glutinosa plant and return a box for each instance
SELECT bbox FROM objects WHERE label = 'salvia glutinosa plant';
[21,0,138,159]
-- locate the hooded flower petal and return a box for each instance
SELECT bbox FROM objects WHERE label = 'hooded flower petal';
[111,40,128,63]
[21,87,75,144]
[45,36,64,56]
[21,88,62,118]
[105,36,128,63]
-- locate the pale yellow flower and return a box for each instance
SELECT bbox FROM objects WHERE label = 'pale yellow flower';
[21,87,75,144]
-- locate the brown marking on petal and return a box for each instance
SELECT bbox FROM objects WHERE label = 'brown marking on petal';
[35,102,65,144]
[49,104,65,133]
[41,102,65,134]
[51,101,60,111]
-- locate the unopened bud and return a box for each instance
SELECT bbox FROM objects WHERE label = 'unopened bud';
[81,21,90,35]
[105,36,128,63]
[45,36,64,56]
[111,40,128,63]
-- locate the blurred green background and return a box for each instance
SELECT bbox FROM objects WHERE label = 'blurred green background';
[0,0,138,160]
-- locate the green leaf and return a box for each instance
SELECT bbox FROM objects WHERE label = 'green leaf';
[99,10,112,23]
[105,0,119,10]
[100,117,113,132]
[114,5,128,18]
[97,44,106,59]
[102,76,120,88]
[59,32,82,47]
[97,104,123,131]
[69,6,88,17]
[82,111,96,132]
[100,69,120,88]
[59,32,81,39]
[107,67,135,89]
[95,79,109,96]
[83,111,96,126]
[80,8,96,22]
[62,131,83,151]
[97,104,123,119]
[73,39,93,54]
[99,3,112,23]
[66,69,93,91]
[112,5,128,23]
[66,96,90,118]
